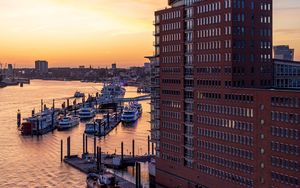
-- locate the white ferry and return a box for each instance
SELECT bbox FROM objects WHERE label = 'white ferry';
[57,115,80,130]
[79,108,96,119]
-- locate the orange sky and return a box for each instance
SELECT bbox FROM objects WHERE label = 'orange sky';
[0,0,299,68]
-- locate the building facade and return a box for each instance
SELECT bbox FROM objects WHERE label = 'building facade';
[274,59,300,89]
[152,1,299,188]
[274,45,294,61]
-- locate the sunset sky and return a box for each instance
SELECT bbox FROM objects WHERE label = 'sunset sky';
[0,0,299,68]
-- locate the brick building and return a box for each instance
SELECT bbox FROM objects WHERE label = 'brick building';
[149,0,300,187]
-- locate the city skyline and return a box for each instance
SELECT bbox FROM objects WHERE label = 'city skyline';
[0,0,299,67]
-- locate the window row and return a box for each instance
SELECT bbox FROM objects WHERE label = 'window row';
[161,131,180,142]
[162,79,181,84]
[196,15,221,26]
[196,2,221,14]
[271,156,299,172]
[198,128,254,146]
[161,67,181,74]
[161,153,181,164]
[198,103,254,118]
[198,92,222,100]
[197,164,253,187]
[161,56,181,64]
[197,28,222,38]
[197,41,221,50]
[271,126,299,140]
[197,80,221,87]
[162,45,181,53]
[161,121,180,131]
[161,22,181,32]
[161,142,180,153]
[161,100,181,108]
[196,53,222,63]
[271,111,299,124]
[161,111,181,120]
[198,152,254,174]
[197,115,254,132]
[271,141,299,156]
[161,11,181,21]
[224,93,254,103]
[198,140,254,160]
[161,89,180,96]
[162,33,181,42]
[196,67,221,74]
[271,171,298,187]
[271,96,300,108]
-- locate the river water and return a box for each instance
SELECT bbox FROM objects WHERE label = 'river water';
[0,80,150,187]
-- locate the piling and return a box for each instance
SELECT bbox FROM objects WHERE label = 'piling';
[93,122,96,135]
[32,109,35,117]
[67,99,70,108]
[94,136,96,158]
[132,139,135,158]
[107,112,110,128]
[85,135,88,153]
[121,142,124,162]
[148,136,150,155]
[61,140,63,162]
[135,162,141,188]
[52,99,55,109]
[17,110,21,128]
[152,142,154,155]
[97,147,101,171]
[41,99,43,112]
[83,134,85,154]
[67,136,71,158]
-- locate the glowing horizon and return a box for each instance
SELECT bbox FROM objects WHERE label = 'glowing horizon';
[0,0,299,68]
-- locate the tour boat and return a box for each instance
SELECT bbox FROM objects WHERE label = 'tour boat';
[20,108,58,135]
[57,115,80,130]
[132,101,142,116]
[97,81,125,104]
[121,105,139,123]
[79,107,96,119]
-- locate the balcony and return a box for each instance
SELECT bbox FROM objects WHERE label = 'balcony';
[153,31,160,36]
[153,41,160,46]
[185,87,193,92]
[184,121,193,126]
[185,98,194,104]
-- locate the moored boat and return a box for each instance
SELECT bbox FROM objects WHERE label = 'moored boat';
[74,91,85,98]
[57,115,80,130]
[121,105,139,123]
[79,107,96,119]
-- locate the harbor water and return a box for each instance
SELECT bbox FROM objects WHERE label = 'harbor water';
[0,80,151,187]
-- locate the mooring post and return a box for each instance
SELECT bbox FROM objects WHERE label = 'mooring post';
[41,99,43,112]
[99,147,102,167]
[107,112,110,127]
[61,139,63,162]
[135,162,141,188]
[85,134,88,153]
[67,99,69,108]
[17,110,21,128]
[152,142,154,155]
[97,147,100,171]
[67,136,71,158]
[94,136,96,158]
[52,99,55,109]
[99,121,101,136]
[93,121,96,135]
[121,142,124,162]
[132,139,135,158]
[83,134,85,154]
[36,119,39,136]
[32,109,35,117]
[148,135,150,155]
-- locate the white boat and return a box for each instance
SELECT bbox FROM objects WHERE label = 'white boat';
[79,108,96,119]
[58,116,80,130]
[121,105,139,123]
[74,91,85,98]
[97,81,125,104]
[86,173,116,188]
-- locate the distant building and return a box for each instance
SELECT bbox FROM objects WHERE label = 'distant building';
[35,60,48,74]
[274,45,294,61]
[112,63,117,70]
[79,65,85,69]
[274,59,300,89]
[7,64,13,76]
